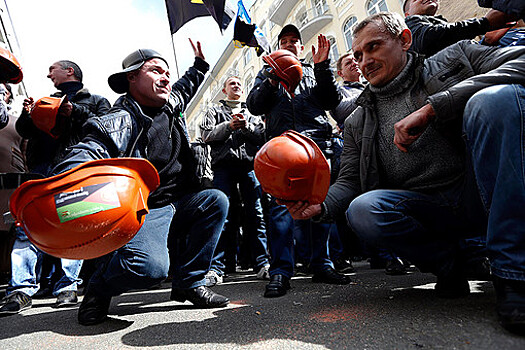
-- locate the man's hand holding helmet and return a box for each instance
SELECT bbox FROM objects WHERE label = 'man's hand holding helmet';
[277,199,322,220]
[229,113,247,130]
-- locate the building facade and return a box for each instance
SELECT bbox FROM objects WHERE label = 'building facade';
[185,0,484,139]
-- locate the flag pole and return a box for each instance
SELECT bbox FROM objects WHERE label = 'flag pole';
[170,33,181,80]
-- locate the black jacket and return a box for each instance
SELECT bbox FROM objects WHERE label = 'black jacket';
[246,59,340,146]
[405,14,490,57]
[16,85,111,175]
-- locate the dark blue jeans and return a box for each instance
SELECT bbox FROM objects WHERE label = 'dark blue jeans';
[463,84,525,281]
[267,197,333,278]
[87,189,228,297]
[211,165,270,273]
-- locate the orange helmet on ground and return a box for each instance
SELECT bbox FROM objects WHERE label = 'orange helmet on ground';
[30,96,67,138]
[0,47,23,84]
[9,158,160,260]
[262,50,303,97]
[254,130,330,204]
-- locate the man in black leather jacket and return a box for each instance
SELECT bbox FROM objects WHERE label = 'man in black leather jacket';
[403,0,514,56]
[52,42,230,326]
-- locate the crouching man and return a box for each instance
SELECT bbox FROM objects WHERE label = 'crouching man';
[281,12,525,334]
[53,41,230,325]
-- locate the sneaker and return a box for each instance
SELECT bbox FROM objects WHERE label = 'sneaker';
[205,270,223,287]
[256,265,270,280]
[494,277,525,335]
[334,258,355,273]
[54,291,78,308]
[0,292,32,316]
[77,290,112,326]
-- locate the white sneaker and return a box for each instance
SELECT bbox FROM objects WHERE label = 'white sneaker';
[256,264,271,280]
[205,270,223,287]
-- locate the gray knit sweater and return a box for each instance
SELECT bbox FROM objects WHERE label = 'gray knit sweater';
[370,53,464,191]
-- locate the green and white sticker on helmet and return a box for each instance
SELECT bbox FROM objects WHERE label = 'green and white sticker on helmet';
[54,182,121,223]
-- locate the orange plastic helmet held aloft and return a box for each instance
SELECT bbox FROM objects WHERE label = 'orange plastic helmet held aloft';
[30,96,67,139]
[254,130,330,205]
[262,50,303,97]
[9,158,160,260]
[0,47,23,84]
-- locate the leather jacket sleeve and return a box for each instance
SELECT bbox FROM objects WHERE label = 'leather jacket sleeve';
[170,57,209,113]
[246,69,279,116]
[428,41,525,124]
[70,95,111,132]
[312,59,342,110]
[406,15,490,56]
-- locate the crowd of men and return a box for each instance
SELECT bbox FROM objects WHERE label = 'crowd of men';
[0,0,524,336]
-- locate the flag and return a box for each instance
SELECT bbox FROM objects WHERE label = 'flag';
[165,0,234,34]
[233,0,270,56]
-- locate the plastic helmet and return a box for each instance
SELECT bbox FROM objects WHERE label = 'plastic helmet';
[254,130,330,204]
[30,96,67,138]
[262,49,303,97]
[0,47,23,84]
[9,158,160,259]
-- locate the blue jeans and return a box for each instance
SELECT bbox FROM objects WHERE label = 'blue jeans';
[211,165,269,273]
[7,226,83,297]
[463,84,525,281]
[87,189,228,297]
[267,197,333,278]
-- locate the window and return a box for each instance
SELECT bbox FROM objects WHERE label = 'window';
[328,37,339,64]
[343,16,357,50]
[312,0,329,16]
[243,48,253,66]
[366,0,388,15]
[244,74,254,94]
[296,8,308,28]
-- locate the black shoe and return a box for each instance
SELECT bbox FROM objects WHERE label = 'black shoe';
[312,267,351,285]
[334,258,355,274]
[462,257,492,281]
[54,291,78,308]
[170,286,229,308]
[385,258,408,276]
[435,275,470,298]
[264,274,290,298]
[0,292,32,316]
[33,286,53,299]
[494,277,525,335]
[77,290,112,326]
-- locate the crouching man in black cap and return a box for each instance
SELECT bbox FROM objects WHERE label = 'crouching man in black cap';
[52,39,230,325]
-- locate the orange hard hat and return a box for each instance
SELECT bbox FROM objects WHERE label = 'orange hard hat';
[0,47,23,84]
[262,50,303,97]
[254,130,330,204]
[9,158,160,260]
[30,96,67,139]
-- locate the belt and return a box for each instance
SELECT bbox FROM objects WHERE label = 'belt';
[0,173,44,189]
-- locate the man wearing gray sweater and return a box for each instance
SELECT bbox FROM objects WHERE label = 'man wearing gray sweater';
[280,12,525,334]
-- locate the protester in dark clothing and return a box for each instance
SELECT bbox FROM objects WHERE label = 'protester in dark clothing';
[282,12,525,334]
[0,60,110,317]
[478,0,525,19]
[247,25,350,298]
[52,41,229,326]
[403,0,514,56]
[201,76,270,284]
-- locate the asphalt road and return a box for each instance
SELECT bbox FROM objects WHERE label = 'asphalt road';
[1,261,524,349]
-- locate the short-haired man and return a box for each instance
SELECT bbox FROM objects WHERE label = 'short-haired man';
[200,76,270,283]
[247,25,350,298]
[403,0,514,56]
[282,12,525,333]
[0,60,111,316]
[52,41,230,326]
